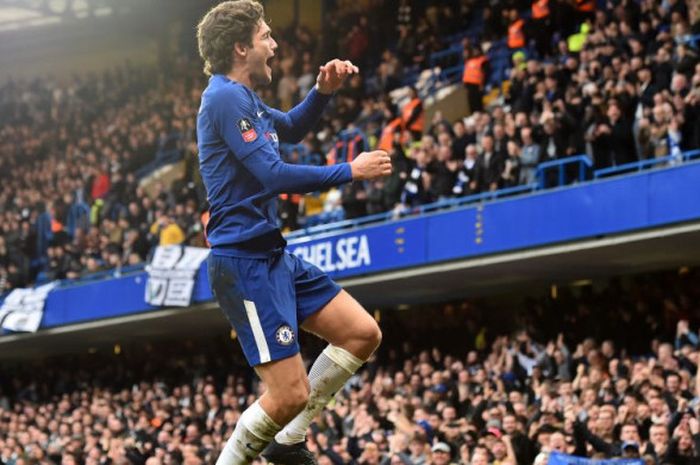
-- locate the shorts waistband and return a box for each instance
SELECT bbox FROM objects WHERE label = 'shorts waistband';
[213,230,287,257]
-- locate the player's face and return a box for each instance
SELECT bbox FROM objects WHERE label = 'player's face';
[248,21,277,86]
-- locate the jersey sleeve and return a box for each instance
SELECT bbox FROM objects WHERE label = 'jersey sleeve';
[241,142,353,194]
[211,85,353,194]
[211,85,268,160]
[266,87,332,143]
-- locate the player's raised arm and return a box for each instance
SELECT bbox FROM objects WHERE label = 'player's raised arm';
[240,145,391,195]
[211,86,390,194]
[349,150,393,181]
[316,59,359,94]
[269,59,359,143]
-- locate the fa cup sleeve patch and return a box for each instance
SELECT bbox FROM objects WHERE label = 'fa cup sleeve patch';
[238,118,257,142]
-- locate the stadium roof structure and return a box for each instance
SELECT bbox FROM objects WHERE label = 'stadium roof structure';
[0,0,143,32]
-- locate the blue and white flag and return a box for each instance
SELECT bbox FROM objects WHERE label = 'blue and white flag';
[0,282,58,332]
[145,245,209,307]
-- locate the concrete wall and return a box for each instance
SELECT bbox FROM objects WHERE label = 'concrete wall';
[0,18,158,82]
[0,0,324,82]
[139,161,186,199]
[265,0,322,32]
[424,84,470,126]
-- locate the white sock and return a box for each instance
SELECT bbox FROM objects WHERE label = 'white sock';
[275,345,364,445]
[216,400,281,465]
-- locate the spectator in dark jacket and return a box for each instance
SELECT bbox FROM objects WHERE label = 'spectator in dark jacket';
[477,135,504,192]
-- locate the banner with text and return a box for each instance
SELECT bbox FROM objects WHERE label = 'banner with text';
[288,217,428,278]
[0,282,58,332]
[145,245,209,307]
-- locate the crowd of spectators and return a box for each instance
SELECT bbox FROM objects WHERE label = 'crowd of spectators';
[0,58,207,292]
[0,0,420,288]
[1,0,700,287]
[332,0,700,219]
[1,267,699,465]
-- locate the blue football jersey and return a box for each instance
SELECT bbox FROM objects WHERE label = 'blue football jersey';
[196,75,352,254]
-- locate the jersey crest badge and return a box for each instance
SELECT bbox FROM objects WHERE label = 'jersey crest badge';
[238,118,257,142]
[275,325,295,346]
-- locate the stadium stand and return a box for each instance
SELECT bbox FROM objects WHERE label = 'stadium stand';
[2,268,700,465]
[2,2,700,463]
[2,0,700,291]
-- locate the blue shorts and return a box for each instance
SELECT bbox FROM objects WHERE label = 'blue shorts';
[207,251,342,366]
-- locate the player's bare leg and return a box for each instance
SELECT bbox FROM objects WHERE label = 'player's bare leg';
[301,290,382,360]
[217,355,309,465]
[263,290,381,464]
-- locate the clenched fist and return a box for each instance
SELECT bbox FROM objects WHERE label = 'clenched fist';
[350,150,392,181]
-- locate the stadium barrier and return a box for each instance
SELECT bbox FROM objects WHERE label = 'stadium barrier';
[3,156,700,333]
[536,155,592,188]
[593,149,700,179]
[288,150,700,238]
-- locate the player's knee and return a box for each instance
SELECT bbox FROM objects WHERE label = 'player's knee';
[369,322,382,351]
[360,318,382,352]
